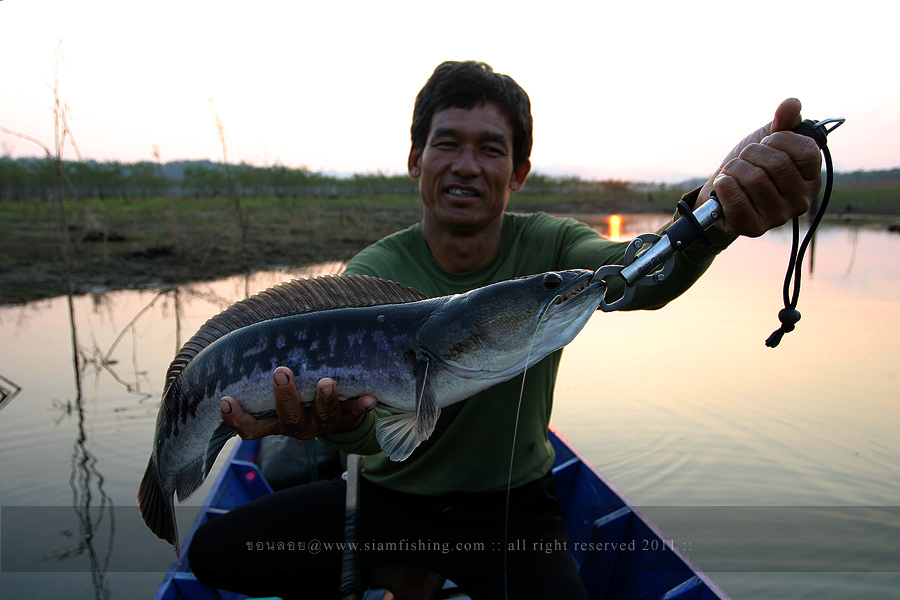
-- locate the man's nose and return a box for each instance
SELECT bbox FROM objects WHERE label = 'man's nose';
[450,146,480,177]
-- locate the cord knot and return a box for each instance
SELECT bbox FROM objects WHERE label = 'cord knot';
[778,308,802,328]
[765,309,801,348]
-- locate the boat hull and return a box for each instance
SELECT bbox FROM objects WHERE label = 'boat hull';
[153,427,731,600]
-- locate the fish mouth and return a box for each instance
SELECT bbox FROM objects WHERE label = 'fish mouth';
[544,272,604,318]
[554,278,592,304]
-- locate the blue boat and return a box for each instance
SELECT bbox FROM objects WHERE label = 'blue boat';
[153,426,731,600]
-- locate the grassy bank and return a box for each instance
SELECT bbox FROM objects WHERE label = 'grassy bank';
[2,181,898,306]
[1,194,419,305]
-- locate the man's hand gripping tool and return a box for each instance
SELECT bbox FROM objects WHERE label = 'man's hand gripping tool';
[592,117,845,314]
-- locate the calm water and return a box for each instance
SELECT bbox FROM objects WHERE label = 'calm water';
[1,216,898,599]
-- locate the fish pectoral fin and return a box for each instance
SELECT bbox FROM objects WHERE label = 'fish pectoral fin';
[375,412,420,461]
[169,423,236,510]
[205,422,238,476]
[174,458,205,504]
[375,356,442,462]
[414,356,441,443]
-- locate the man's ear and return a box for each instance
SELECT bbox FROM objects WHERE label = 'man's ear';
[509,159,531,191]
[408,145,422,179]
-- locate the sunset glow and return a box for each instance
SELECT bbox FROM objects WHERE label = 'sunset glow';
[607,214,623,241]
[1,1,897,181]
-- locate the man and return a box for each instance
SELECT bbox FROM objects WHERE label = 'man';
[190,61,821,599]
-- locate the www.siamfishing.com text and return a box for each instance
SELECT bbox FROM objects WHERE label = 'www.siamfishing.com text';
[244,539,480,555]
[243,538,682,555]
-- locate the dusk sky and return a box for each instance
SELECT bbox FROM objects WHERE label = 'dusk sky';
[2,0,896,182]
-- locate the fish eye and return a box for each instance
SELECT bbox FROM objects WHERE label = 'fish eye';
[543,272,562,289]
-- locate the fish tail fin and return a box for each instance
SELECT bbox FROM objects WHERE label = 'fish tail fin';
[137,459,182,563]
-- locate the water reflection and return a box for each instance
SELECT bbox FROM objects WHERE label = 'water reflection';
[552,217,900,507]
[96,289,181,401]
[0,264,349,597]
[607,214,623,241]
[578,212,673,241]
[65,392,114,600]
[1,225,898,599]
[0,373,22,412]
[843,226,859,275]
[56,277,115,599]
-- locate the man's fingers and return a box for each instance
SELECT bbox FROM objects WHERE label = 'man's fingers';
[354,395,378,415]
[716,133,820,234]
[700,98,822,237]
[759,131,823,185]
[710,174,762,236]
[314,379,377,434]
[314,378,341,426]
[770,98,802,134]
[273,366,298,404]
[273,367,307,435]
[220,396,282,440]
[222,368,377,441]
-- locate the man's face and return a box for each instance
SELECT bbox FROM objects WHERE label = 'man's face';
[409,101,530,236]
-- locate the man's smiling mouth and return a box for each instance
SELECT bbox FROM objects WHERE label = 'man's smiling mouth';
[446,186,479,197]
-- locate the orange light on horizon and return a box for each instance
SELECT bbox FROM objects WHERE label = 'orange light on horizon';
[608,214,622,241]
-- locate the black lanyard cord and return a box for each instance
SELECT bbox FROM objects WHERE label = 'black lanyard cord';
[765,139,838,348]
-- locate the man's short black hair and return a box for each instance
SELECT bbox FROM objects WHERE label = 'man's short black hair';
[411,61,533,170]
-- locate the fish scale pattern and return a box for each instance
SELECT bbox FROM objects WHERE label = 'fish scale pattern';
[162,275,428,395]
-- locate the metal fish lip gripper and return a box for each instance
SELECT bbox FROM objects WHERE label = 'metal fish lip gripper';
[592,118,846,333]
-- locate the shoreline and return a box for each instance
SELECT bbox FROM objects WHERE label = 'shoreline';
[3,202,899,307]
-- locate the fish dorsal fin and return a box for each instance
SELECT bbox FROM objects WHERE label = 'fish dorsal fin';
[163,275,428,395]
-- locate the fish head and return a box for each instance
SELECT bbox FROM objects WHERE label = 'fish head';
[418,270,605,377]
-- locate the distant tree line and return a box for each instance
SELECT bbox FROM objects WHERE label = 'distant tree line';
[1,156,893,202]
[0,158,419,201]
[831,168,900,184]
[0,157,685,201]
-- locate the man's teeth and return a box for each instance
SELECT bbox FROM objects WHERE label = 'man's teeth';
[448,188,477,197]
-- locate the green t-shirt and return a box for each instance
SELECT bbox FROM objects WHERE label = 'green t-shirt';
[323,203,734,495]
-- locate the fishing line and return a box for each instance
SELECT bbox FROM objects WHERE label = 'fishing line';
[502,297,557,600]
